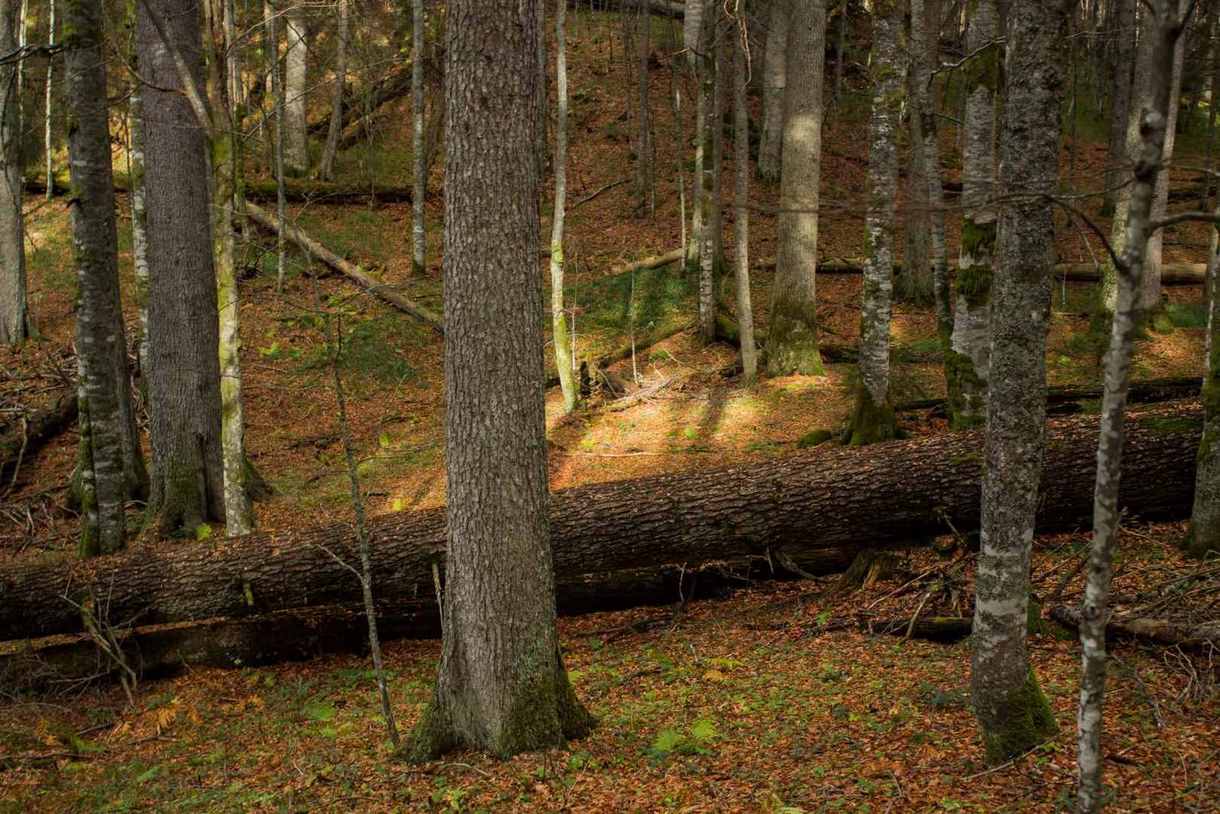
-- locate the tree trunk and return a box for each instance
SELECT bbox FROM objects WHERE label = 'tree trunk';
[411,0,426,274]
[1101,0,1135,216]
[900,65,933,306]
[847,0,901,444]
[767,0,826,375]
[696,5,717,342]
[910,0,950,344]
[1186,184,1220,557]
[733,8,758,384]
[0,402,1201,644]
[407,0,593,761]
[1077,5,1185,809]
[65,0,149,557]
[970,0,1065,766]
[128,51,151,391]
[551,0,578,412]
[946,0,999,430]
[759,0,788,183]
[316,0,348,180]
[267,0,288,289]
[1143,0,1191,314]
[137,0,227,538]
[0,0,28,347]
[283,6,308,174]
[685,0,706,272]
[43,0,55,201]
[634,0,655,216]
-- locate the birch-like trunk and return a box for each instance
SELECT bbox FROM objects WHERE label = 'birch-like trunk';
[204,0,254,536]
[685,0,707,272]
[551,0,577,412]
[268,0,288,289]
[407,0,592,760]
[1143,0,1190,314]
[900,55,933,305]
[733,5,757,383]
[317,0,348,180]
[1077,3,1185,807]
[128,0,151,389]
[947,0,999,429]
[847,0,901,445]
[634,0,655,216]
[411,0,425,275]
[767,0,826,376]
[1101,0,1135,216]
[1189,203,1220,557]
[284,5,308,174]
[710,25,725,277]
[759,0,788,183]
[696,6,717,341]
[43,0,55,200]
[970,0,1066,766]
[0,0,27,347]
[909,0,950,344]
[66,0,148,556]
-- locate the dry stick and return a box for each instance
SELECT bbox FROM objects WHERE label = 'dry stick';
[245,201,443,333]
[330,315,400,748]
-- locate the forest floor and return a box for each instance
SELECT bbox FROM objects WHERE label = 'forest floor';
[1,9,1218,812]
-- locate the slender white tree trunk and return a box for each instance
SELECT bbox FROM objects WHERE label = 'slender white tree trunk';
[317,0,348,180]
[551,0,577,412]
[284,5,308,174]
[634,0,655,216]
[733,4,757,383]
[1077,4,1186,808]
[129,54,151,387]
[44,0,55,199]
[0,0,27,347]
[411,0,426,274]
[685,0,707,272]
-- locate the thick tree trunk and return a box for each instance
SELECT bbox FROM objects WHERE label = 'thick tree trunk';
[947,0,999,430]
[551,0,578,412]
[65,0,148,557]
[900,65,933,306]
[847,0,901,445]
[138,0,227,537]
[767,0,826,375]
[1077,5,1184,809]
[411,0,425,274]
[0,0,28,346]
[0,402,1201,644]
[316,0,348,180]
[407,0,593,761]
[1101,0,1135,216]
[970,0,1065,766]
[759,0,788,183]
[283,6,308,174]
[733,11,758,384]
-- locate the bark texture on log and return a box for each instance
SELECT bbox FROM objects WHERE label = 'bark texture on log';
[1049,605,1220,647]
[0,402,1201,643]
[0,390,77,482]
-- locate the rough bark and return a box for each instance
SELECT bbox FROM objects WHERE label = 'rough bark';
[970,0,1066,766]
[138,0,227,537]
[1186,198,1220,557]
[283,6,307,174]
[551,0,578,412]
[0,0,28,346]
[407,0,593,761]
[0,402,1202,643]
[245,201,443,332]
[634,0,655,216]
[1051,606,1220,648]
[1101,0,1135,216]
[759,0,788,183]
[900,57,933,306]
[733,10,758,384]
[947,0,999,430]
[128,46,151,390]
[767,0,826,375]
[0,390,77,482]
[696,6,716,343]
[1077,5,1184,809]
[65,0,149,557]
[848,0,902,445]
[411,0,425,275]
[316,0,348,180]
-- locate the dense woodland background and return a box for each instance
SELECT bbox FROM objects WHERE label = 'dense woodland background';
[0,0,1218,810]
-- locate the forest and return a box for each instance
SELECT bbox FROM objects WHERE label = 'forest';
[0,0,1218,810]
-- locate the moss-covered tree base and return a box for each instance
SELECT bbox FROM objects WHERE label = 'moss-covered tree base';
[403,656,595,762]
[945,349,986,430]
[766,315,824,377]
[979,667,1058,765]
[844,388,900,446]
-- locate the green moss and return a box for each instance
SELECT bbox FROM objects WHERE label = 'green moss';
[945,349,986,430]
[797,429,835,448]
[1141,416,1199,435]
[844,387,900,446]
[979,667,1058,765]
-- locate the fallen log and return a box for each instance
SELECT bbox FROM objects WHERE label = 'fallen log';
[243,179,413,205]
[748,256,1207,285]
[1048,605,1220,647]
[307,63,413,138]
[1,390,78,482]
[895,376,1203,415]
[0,402,1201,643]
[244,202,443,334]
[1,553,855,688]
[609,248,686,276]
[546,321,691,389]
